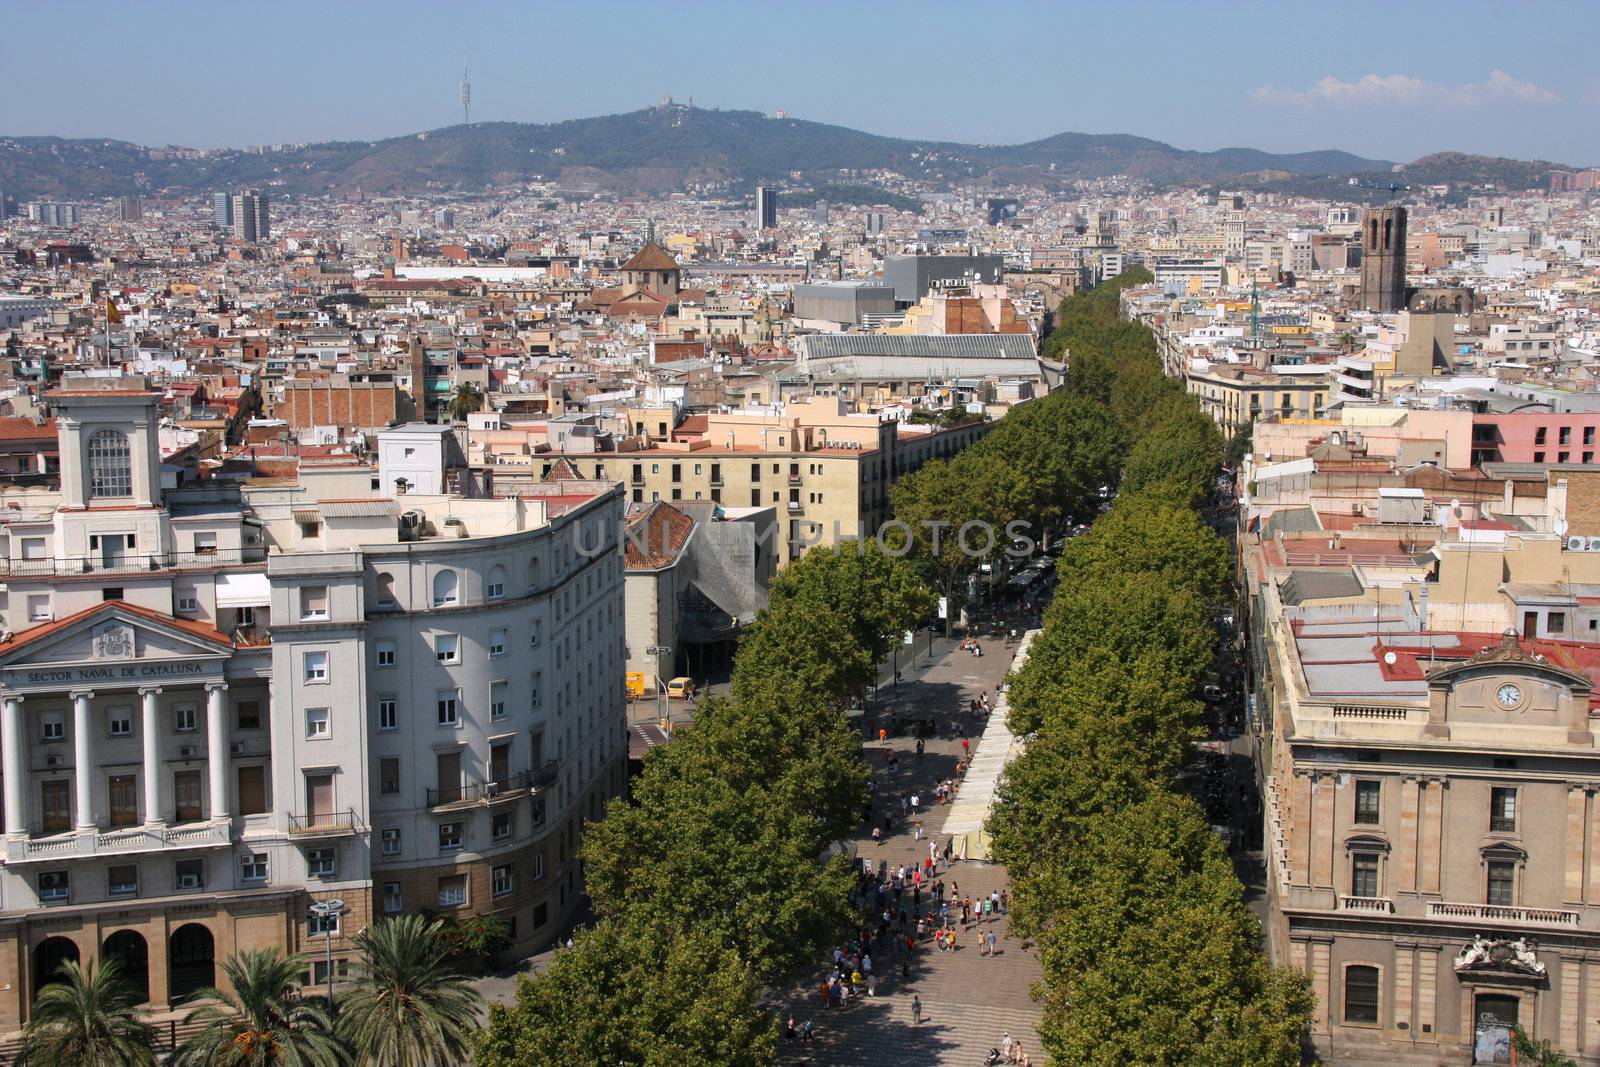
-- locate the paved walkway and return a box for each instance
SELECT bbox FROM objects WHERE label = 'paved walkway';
[776,634,1045,1064]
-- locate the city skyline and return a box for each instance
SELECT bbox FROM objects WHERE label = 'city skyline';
[1,0,1596,164]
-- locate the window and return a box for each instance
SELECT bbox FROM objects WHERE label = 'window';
[108,709,132,738]
[240,853,268,882]
[492,810,513,841]
[41,715,63,742]
[436,691,459,727]
[193,531,217,555]
[174,704,196,732]
[375,640,396,667]
[380,758,400,795]
[108,864,139,897]
[87,428,133,498]
[529,621,541,647]
[377,698,397,731]
[238,766,267,815]
[1561,426,1572,446]
[531,852,545,881]
[1490,787,1517,833]
[439,823,463,852]
[534,902,548,928]
[381,828,401,856]
[487,565,506,600]
[39,870,69,903]
[374,572,396,608]
[491,682,508,721]
[490,629,506,657]
[109,774,137,826]
[26,594,51,622]
[1351,853,1380,898]
[176,594,198,614]
[438,874,467,907]
[173,770,202,822]
[19,536,45,560]
[303,651,329,683]
[237,700,262,731]
[1343,965,1380,1025]
[305,707,330,739]
[493,865,513,897]
[435,634,459,663]
[308,910,339,936]
[307,847,336,879]
[1354,780,1380,824]
[432,570,458,607]
[175,858,205,891]
[299,585,329,621]
[1549,612,1567,635]
[383,881,403,914]
[1488,860,1516,905]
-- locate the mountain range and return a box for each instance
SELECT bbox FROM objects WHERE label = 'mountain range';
[0,105,1575,202]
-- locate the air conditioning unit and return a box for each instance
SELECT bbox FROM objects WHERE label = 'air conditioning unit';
[1587,537,1600,552]
[179,745,195,758]
[229,742,244,756]
[1570,536,1589,552]
[484,782,500,797]
[176,874,201,890]
[44,755,61,768]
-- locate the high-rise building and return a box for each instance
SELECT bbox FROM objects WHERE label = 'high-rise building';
[865,211,885,236]
[212,191,233,230]
[813,200,829,226]
[1359,205,1407,312]
[228,190,271,242]
[118,195,143,223]
[25,202,79,226]
[0,378,627,1023]
[756,187,778,230]
[433,208,455,229]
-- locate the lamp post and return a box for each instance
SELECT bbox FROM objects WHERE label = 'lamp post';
[309,898,345,1009]
[647,645,671,729]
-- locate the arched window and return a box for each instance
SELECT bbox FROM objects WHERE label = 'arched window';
[88,428,133,498]
[487,564,506,600]
[432,570,458,608]
[1343,964,1380,1024]
[374,572,396,608]
[527,557,541,593]
[1369,218,1379,249]
[1382,218,1393,250]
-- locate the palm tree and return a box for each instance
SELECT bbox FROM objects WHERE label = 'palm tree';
[335,916,482,1067]
[15,958,156,1067]
[171,948,346,1067]
[446,382,482,423]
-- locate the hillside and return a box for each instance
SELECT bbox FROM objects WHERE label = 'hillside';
[0,105,1393,200]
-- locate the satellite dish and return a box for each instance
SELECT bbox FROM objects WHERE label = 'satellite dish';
[1383,651,1398,666]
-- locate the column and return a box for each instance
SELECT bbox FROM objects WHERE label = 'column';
[1310,938,1333,1036]
[1291,770,1313,885]
[140,687,163,828]
[1393,943,1415,1036]
[205,683,229,821]
[1419,780,1444,895]
[71,690,94,831]
[1561,957,1582,1053]
[1311,771,1336,888]
[2,696,24,836]
[1566,785,1589,903]
[1399,775,1421,893]
[1417,946,1438,1039]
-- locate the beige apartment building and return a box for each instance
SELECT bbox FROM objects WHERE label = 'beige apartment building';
[1246,523,1600,1065]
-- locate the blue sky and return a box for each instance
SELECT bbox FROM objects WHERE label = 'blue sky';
[3,0,1596,164]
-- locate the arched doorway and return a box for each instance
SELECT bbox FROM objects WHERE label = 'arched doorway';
[33,936,80,999]
[168,924,215,1002]
[102,930,150,1003]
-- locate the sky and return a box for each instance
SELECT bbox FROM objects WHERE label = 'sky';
[2,0,1596,165]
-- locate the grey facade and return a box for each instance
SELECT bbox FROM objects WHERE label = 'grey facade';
[793,282,896,326]
[882,254,1005,305]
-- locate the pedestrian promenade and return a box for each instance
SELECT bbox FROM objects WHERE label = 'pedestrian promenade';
[777,634,1045,1064]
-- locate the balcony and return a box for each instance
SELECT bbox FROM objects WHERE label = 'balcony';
[1339,895,1394,913]
[0,547,267,578]
[1426,901,1581,928]
[287,809,360,838]
[426,764,558,809]
[4,820,232,864]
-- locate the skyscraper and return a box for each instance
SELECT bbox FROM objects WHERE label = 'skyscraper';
[212,191,233,229]
[865,211,885,236]
[1359,205,1407,312]
[119,195,143,223]
[228,190,271,242]
[756,187,778,230]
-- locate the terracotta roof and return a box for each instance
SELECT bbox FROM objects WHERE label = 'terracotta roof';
[0,599,234,656]
[624,501,695,569]
[620,241,681,272]
[542,457,583,482]
[0,418,54,441]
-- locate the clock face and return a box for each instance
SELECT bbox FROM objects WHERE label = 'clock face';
[1496,683,1523,709]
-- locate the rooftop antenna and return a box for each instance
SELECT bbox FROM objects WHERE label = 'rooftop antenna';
[459,51,471,127]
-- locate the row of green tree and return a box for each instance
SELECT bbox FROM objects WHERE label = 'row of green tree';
[477,542,933,1064]
[986,271,1314,1065]
[19,915,480,1067]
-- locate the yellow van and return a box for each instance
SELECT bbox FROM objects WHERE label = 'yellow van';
[625,672,648,699]
[666,677,694,700]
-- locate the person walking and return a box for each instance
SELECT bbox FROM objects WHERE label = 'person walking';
[1001,1033,1013,1061]
[911,994,923,1024]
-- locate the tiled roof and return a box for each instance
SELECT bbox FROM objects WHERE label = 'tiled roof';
[620,242,681,272]
[0,600,233,656]
[624,501,695,569]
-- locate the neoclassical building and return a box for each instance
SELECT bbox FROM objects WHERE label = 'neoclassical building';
[0,378,626,1028]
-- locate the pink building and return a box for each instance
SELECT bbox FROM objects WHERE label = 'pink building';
[1473,412,1600,465]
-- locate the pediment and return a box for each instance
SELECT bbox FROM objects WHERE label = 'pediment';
[0,604,230,671]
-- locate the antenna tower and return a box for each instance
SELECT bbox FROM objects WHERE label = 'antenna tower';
[459,51,472,127]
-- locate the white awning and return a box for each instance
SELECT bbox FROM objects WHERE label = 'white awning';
[215,572,271,609]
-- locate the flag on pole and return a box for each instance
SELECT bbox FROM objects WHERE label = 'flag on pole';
[106,299,121,324]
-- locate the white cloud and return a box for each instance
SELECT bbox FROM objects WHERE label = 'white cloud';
[1252,70,1561,109]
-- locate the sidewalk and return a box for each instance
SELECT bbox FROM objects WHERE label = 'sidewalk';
[776,635,1045,1064]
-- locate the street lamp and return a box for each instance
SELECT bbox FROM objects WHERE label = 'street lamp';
[308,898,345,1009]
[647,645,671,728]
